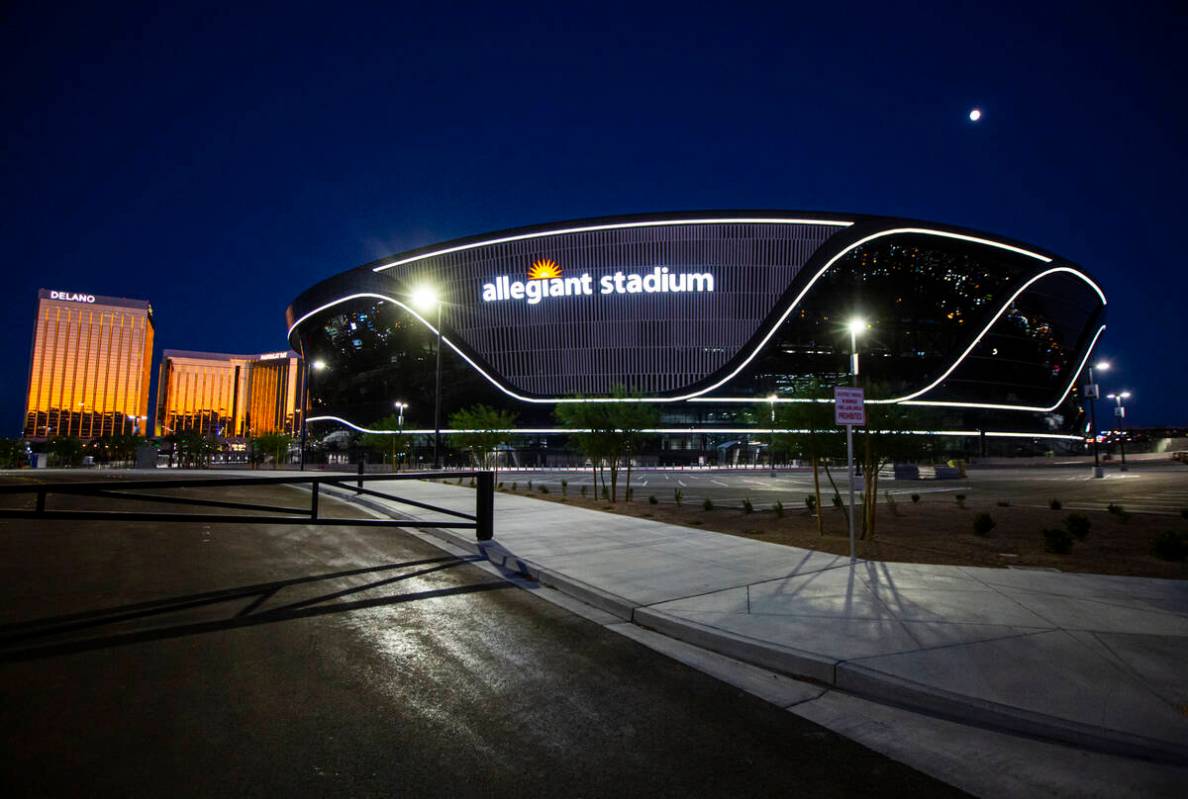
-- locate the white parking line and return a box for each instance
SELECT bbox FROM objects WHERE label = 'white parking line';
[678,479,687,487]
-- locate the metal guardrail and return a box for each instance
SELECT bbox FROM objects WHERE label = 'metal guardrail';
[0,470,495,541]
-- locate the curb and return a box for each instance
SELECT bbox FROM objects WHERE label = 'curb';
[328,485,1188,765]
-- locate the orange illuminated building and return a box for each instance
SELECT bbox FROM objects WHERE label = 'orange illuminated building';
[154,350,301,439]
[23,289,154,440]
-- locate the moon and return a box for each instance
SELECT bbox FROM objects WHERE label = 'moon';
[969,108,983,122]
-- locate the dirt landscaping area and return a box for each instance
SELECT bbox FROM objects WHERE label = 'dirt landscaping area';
[499,486,1188,580]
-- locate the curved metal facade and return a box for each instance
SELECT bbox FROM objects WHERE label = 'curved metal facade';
[286,212,1106,438]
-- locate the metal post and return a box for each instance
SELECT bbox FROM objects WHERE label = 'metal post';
[848,326,859,562]
[476,471,494,541]
[433,303,443,470]
[356,460,364,494]
[1087,367,1102,478]
[846,423,856,562]
[310,481,319,520]
[299,364,310,472]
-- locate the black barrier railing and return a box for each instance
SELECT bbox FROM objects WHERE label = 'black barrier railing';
[0,471,495,541]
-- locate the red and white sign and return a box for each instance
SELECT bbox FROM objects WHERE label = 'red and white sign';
[835,386,865,426]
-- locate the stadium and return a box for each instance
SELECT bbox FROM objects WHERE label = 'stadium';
[285,212,1107,462]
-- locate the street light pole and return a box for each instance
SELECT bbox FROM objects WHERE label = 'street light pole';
[1107,391,1131,473]
[846,317,867,563]
[1087,361,1110,478]
[433,301,443,470]
[299,359,327,472]
[767,394,777,477]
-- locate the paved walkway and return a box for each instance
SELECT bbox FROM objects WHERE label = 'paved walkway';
[327,477,1188,763]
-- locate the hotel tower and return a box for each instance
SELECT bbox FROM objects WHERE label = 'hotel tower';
[23,289,155,439]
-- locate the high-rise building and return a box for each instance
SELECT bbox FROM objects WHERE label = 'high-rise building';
[24,289,154,440]
[154,350,301,439]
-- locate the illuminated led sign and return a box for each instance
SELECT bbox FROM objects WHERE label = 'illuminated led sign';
[482,264,715,305]
[258,351,290,360]
[49,291,96,303]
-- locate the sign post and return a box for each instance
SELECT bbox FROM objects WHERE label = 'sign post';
[835,386,866,562]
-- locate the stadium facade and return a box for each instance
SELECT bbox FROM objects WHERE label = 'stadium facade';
[285,212,1107,461]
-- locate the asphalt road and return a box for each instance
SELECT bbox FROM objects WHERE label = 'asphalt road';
[0,476,961,798]
[497,460,1188,515]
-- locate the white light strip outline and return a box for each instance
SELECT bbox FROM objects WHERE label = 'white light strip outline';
[306,414,1084,441]
[289,226,1101,411]
[369,217,854,273]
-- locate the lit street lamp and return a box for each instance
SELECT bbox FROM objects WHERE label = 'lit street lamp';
[299,358,328,471]
[393,401,409,471]
[1106,391,1131,472]
[412,286,444,470]
[845,316,867,562]
[1086,360,1110,478]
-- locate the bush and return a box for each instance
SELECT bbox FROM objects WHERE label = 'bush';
[511,482,517,492]
[955,493,966,509]
[703,498,714,511]
[469,477,476,487]
[742,497,754,514]
[774,499,784,518]
[539,485,549,494]
[1049,498,1062,510]
[1065,513,1091,540]
[648,494,658,505]
[1106,502,1131,521]
[674,488,683,507]
[497,482,504,490]
[580,484,588,497]
[1043,527,1074,554]
[528,480,533,491]
[973,512,996,537]
[804,495,817,514]
[1151,530,1188,561]
[910,493,921,504]
[561,479,568,497]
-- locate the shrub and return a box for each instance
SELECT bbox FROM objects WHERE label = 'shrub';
[457,477,463,485]
[774,499,784,518]
[580,484,588,497]
[497,481,504,490]
[674,488,683,506]
[703,498,714,511]
[539,485,549,494]
[742,497,754,514]
[1106,502,1131,522]
[469,477,476,487]
[804,495,817,514]
[648,494,658,505]
[1049,498,1063,510]
[1065,513,1091,540]
[528,480,533,491]
[955,493,966,509]
[560,479,568,497]
[511,481,517,492]
[910,493,921,504]
[1043,527,1074,554]
[972,512,996,537]
[1151,531,1188,561]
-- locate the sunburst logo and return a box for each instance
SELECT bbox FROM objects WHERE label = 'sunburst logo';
[527,258,563,280]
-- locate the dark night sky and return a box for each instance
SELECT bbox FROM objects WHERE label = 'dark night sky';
[3,2,1185,429]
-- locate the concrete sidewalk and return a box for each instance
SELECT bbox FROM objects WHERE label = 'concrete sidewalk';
[330,477,1188,763]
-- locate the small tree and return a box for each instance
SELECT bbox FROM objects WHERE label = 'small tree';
[854,398,926,540]
[769,379,841,536]
[360,415,409,472]
[448,404,517,481]
[48,436,84,467]
[253,432,294,467]
[0,438,23,469]
[555,388,658,503]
